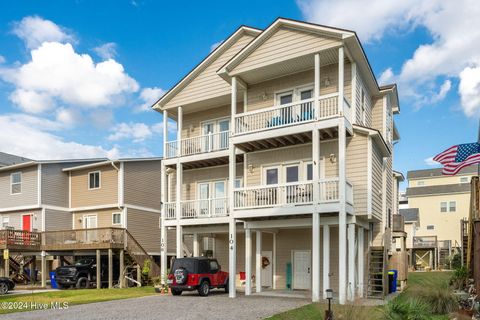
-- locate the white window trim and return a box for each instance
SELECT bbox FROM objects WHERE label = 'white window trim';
[112,212,122,226]
[200,117,230,134]
[449,201,457,212]
[88,171,101,190]
[82,214,98,229]
[1,216,9,229]
[274,83,314,105]
[262,165,282,185]
[10,172,22,195]
[440,201,448,212]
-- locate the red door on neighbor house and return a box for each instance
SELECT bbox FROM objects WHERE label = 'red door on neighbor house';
[22,215,32,231]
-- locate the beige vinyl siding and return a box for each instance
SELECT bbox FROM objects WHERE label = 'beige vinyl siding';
[166,229,177,256]
[166,34,255,109]
[371,97,384,134]
[72,208,120,229]
[41,163,70,207]
[71,164,118,208]
[409,174,476,187]
[126,207,160,255]
[44,208,71,231]
[181,164,243,201]
[355,69,373,127]
[0,165,38,208]
[231,27,341,75]
[245,142,338,186]
[386,156,393,227]
[372,142,383,220]
[0,209,42,231]
[246,63,352,113]
[371,221,383,246]
[346,133,368,215]
[124,160,162,210]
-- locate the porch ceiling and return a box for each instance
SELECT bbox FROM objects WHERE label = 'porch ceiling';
[237,48,340,85]
[178,155,244,170]
[235,127,340,153]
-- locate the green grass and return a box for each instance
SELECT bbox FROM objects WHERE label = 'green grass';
[0,286,157,314]
[268,272,454,320]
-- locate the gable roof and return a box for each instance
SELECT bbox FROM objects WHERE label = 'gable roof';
[408,166,477,179]
[0,158,107,173]
[0,152,31,167]
[152,26,261,112]
[62,157,162,172]
[406,183,471,197]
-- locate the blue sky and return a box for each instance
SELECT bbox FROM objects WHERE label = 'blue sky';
[0,0,479,190]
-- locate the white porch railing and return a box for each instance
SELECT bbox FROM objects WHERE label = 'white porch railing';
[181,198,229,219]
[165,131,229,158]
[234,93,352,135]
[234,178,353,209]
[164,202,176,220]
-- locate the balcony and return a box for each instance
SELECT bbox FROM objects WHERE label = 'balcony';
[165,131,230,158]
[164,198,229,220]
[234,178,353,210]
[413,236,438,248]
[0,229,41,250]
[234,93,352,136]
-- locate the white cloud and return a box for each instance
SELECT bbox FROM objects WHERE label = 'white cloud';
[55,108,83,126]
[424,157,439,166]
[136,87,165,112]
[459,66,480,117]
[0,114,118,160]
[108,122,156,142]
[93,42,117,60]
[0,55,5,64]
[210,40,223,52]
[12,16,74,49]
[379,68,394,85]
[298,0,480,115]
[0,42,139,113]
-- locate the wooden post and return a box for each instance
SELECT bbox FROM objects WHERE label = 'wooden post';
[474,220,480,294]
[4,250,9,278]
[108,248,113,289]
[96,250,101,289]
[32,256,37,285]
[119,250,124,288]
[41,251,46,288]
[136,265,141,287]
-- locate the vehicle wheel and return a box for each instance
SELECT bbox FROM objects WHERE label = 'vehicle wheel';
[0,282,8,295]
[198,280,210,297]
[224,280,229,293]
[76,277,90,289]
[171,288,182,296]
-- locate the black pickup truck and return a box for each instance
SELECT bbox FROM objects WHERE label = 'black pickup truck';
[55,258,100,289]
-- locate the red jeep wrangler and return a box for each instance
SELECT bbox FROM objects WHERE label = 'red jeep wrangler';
[167,257,229,296]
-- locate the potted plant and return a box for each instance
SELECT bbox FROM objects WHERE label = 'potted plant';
[152,275,170,294]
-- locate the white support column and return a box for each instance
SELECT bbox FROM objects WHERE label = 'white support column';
[338,47,345,115]
[231,77,237,134]
[323,224,330,299]
[256,230,262,293]
[163,110,168,153]
[176,225,183,258]
[41,251,46,288]
[338,118,347,304]
[347,223,356,301]
[228,219,237,298]
[314,53,320,119]
[193,233,200,257]
[358,227,365,298]
[312,212,320,302]
[160,161,167,284]
[272,232,277,290]
[245,228,252,295]
[177,107,183,156]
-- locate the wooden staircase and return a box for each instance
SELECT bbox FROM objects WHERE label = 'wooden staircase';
[367,246,386,299]
[124,230,160,278]
[9,255,36,283]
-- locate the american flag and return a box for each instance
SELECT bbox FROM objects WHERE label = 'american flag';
[433,142,480,175]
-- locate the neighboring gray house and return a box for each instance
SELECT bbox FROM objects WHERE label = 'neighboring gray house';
[0,159,106,232]
[0,152,31,167]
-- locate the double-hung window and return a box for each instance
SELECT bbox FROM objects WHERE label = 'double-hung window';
[11,172,22,194]
[88,171,101,189]
[112,212,122,225]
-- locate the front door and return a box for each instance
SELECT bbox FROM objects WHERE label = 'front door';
[83,215,97,242]
[202,122,215,151]
[22,214,32,231]
[261,251,273,288]
[293,250,311,290]
[213,181,225,216]
[198,183,210,217]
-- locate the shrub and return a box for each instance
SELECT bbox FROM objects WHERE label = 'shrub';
[450,253,462,270]
[382,299,432,320]
[451,266,469,290]
[414,287,459,314]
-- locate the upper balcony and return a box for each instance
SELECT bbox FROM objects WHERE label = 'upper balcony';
[165,131,229,159]
[234,93,352,136]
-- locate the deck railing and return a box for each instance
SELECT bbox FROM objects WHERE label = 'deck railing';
[42,227,125,247]
[164,202,176,220]
[234,93,351,135]
[413,236,438,248]
[165,131,229,158]
[181,198,228,219]
[0,229,41,247]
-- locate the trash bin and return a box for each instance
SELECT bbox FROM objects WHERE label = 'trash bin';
[388,270,398,293]
[50,271,58,289]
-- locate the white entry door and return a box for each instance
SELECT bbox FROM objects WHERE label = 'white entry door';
[261,251,273,288]
[293,250,311,290]
[83,215,97,243]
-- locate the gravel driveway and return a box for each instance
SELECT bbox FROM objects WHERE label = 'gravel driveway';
[2,291,309,320]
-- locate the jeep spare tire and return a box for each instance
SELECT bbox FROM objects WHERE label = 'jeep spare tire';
[174,268,188,285]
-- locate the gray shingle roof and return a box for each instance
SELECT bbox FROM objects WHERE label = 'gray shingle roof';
[0,152,31,167]
[408,166,477,179]
[406,183,470,197]
[399,208,419,222]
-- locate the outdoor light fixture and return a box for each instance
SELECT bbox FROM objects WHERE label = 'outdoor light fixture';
[248,164,254,174]
[325,289,333,320]
[329,153,336,163]
[324,77,331,87]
